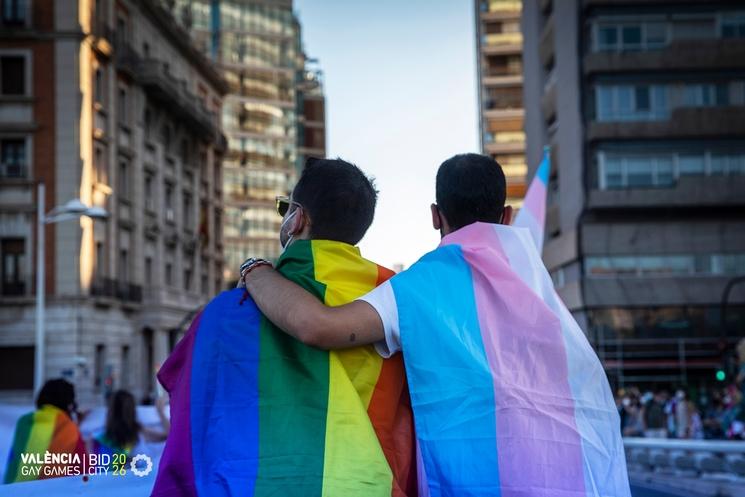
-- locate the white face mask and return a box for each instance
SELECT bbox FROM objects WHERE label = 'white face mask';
[279,209,298,253]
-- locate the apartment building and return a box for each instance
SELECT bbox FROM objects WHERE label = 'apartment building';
[522,0,745,389]
[0,0,227,404]
[175,0,325,281]
[475,0,528,207]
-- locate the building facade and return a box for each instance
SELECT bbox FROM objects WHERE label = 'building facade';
[175,0,326,282]
[475,0,528,207]
[522,0,745,390]
[0,0,227,405]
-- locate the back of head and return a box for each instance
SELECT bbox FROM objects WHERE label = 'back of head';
[435,153,507,231]
[36,378,75,414]
[105,389,140,448]
[292,158,377,245]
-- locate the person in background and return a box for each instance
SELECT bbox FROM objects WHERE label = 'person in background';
[737,338,745,401]
[674,390,690,438]
[91,389,169,461]
[622,392,644,437]
[3,379,87,484]
[643,390,668,438]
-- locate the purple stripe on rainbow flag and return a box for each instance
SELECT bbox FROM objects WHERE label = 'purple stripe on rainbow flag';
[153,312,202,497]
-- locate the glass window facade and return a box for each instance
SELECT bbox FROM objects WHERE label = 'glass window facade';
[597,149,745,189]
[585,254,745,277]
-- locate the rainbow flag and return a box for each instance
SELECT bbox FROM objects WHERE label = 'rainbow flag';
[3,404,86,483]
[153,240,416,497]
[514,146,550,250]
[387,222,630,496]
[91,432,134,461]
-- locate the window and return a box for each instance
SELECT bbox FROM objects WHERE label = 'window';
[165,183,175,223]
[121,345,130,389]
[165,261,173,286]
[94,344,105,390]
[94,68,104,105]
[626,157,653,187]
[0,55,25,95]
[119,248,129,282]
[184,267,192,291]
[621,25,642,48]
[183,192,192,228]
[1,238,25,296]
[144,174,154,211]
[0,138,27,177]
[94,146,107,184]
[143,108,152,137]
[721,12,745,39]
[678,155,704,176]
[595,21,669,52]
[118,87,128,125]
[144,256,152,285]
[95,241,105,277]
[118,160,129,199]
[595,85,668,121]
[0,346,34,390]
[586,254,745,277]
[597,26,617,50]
[599,150,745,189]
[2,0,27,25]
[683,84,729,107]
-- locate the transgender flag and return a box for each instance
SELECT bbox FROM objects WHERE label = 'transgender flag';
[384,221,630,496]
[514,146,550,250]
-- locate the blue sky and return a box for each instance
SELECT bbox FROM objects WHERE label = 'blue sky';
[294,0,479,268]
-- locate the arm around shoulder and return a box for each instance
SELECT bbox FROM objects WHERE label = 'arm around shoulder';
[243,265,384,349]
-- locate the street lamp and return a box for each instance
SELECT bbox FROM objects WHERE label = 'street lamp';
[34,182,108,393]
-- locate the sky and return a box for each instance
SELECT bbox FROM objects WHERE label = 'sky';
[294,0,479,269]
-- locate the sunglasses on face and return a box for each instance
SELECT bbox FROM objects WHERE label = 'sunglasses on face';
[276,196,302,217]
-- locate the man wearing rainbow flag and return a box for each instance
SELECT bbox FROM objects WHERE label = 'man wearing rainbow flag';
[152,159,416,497]
[243,153,631,497]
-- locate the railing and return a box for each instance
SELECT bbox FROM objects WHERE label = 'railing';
[90,277,143,303]
[625,438,745,476]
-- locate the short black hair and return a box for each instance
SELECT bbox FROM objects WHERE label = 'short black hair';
[292,158,377,245]
[36,378,76,413]
[435,153,506,231]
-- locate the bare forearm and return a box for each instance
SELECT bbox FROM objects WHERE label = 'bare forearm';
[243,266,384,348]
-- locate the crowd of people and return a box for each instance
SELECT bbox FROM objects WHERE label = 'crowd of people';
[618,339,745,441]
[617,383,744,441]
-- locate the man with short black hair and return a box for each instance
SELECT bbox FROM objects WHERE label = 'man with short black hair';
[154,158,416,497]
[242,153,631,496]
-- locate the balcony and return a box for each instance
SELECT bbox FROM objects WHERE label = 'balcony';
[588,175,745,209]
[138,60,218,138]
[114,41,141,78]
[481,33,523,55]
[90,277,143,303]
[584,39,745,75]
[587,106,745,142]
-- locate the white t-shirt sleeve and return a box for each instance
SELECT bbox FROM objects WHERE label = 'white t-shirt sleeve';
[357,280,401,358]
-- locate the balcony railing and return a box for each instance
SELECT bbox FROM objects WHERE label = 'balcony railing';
[90,277,143,303]
[0,162,28,179]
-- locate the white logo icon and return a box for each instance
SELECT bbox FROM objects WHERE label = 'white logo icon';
[130,454,153,477]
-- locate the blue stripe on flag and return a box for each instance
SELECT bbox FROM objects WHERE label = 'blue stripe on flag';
[392,245,501,497]
[191,289,262,496]
[536,152,550,184]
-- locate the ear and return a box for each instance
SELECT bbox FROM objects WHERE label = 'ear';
[293,207,312,238]
[501,205,514,225]
[431,204,441,231]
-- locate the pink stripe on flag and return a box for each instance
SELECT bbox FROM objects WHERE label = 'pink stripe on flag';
[445,223,586,496]
[522,179,547,227]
